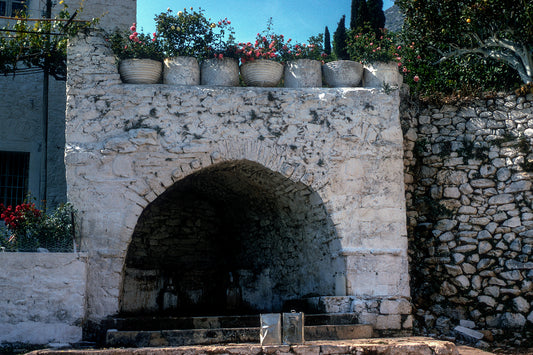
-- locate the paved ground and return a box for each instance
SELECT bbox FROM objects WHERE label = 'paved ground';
[457,345,533,355]
[457,346,495,355]
[23,338,533,355]
[28,337,459,355]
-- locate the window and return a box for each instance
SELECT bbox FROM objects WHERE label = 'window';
[0,0,26,17]
[0,151,30,207]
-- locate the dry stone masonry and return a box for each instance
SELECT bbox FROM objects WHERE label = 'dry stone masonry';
[65,31,410,336]
[402,92,533,347]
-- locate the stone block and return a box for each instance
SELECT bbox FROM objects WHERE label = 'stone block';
[375,315,402,330]
[488,194,515,205]
[459,319,476,329]
[500,312,527,328]
[478,295,496,308]
[454,326,484,340]
[379,299,412,315]
[504,180,532,193]
[512,297,530,313]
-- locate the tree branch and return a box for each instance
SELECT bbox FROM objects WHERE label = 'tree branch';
[434,33,533,84]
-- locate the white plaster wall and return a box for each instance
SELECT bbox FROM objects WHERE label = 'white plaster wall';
[0,253,87,344]
[66,33,409,330]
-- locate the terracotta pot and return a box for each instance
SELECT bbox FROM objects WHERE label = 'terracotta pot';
[119,58,162,84]
[284,59,322,88]
[363,61,403,88]
[240,60,284,87]
[201,57,240,86]
[322,60,363,87]
[163,56,200,85]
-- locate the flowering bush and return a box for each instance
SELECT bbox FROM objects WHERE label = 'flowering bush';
[346,27,399,63]
[155,7,215,59]
[0,201,76,252]
[345,27,422,88]
[0,1,97,80]
[237,33,286,64]
[108,23,164,61]
[283,41,323,61]
[396,40,423,89]
[205,17,239,59]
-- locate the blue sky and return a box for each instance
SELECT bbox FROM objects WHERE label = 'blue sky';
[136,0,395,44]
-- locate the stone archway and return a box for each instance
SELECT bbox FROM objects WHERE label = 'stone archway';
[66,33,410,335]
[120,160,343,316]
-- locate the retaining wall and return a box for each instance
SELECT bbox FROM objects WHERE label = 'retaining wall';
[0,253,88,344]
[402,92,533,345]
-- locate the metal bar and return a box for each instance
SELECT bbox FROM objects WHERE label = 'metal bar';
[0,15,89,22]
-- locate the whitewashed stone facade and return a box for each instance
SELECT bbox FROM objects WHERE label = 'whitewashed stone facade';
[65,32,410,334]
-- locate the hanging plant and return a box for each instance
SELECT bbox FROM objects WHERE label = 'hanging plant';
[0,1,98,80]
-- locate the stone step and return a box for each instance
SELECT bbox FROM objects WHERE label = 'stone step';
[106,324,374,348]
[104,313,359,331]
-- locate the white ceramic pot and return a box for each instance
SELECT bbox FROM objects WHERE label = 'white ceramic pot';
[363,61,403,88]
[119,58,162,84]
[240,60,284,87]
[201,57,240,86]
[322,60,363,87]
[284,59,322,88]
[163,56,200,85]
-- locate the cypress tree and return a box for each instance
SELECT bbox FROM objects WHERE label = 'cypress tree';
[353,0,370,30]
[350,0,361,30]
[324,26,331,56]
[333,15,348,60]
[367,0,385,33]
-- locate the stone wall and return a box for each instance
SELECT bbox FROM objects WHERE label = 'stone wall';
[402,92,533,346]
[122,160,341,316]
[66,32,409,335]
[0,253,88,344]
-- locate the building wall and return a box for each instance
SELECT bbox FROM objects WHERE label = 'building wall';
[0,253,88,344]
[403,93,533,343]
[0,0,136,207]
[0,0,135,31]
[0,73,66,206]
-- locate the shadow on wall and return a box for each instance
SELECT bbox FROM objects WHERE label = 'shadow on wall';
[119,159,344,316]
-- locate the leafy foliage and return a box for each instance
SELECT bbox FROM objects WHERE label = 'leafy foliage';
[108,24,164,61]
[205,17,238,59]
[236,32,287,63]
[284,41,323,61]
[347,26,399,63]
[0,201,76,252]
[155,7,216,59]
[324,26,332,55]
[350,0,370,30]
[366,0,386,33]
[333,15,349,60]
[397,0,532,94]
[0,2,97,80]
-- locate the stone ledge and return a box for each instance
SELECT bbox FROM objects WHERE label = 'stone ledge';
[29,337,458,355]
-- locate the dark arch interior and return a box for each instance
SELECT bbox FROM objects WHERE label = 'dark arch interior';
[120,160,343,316]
